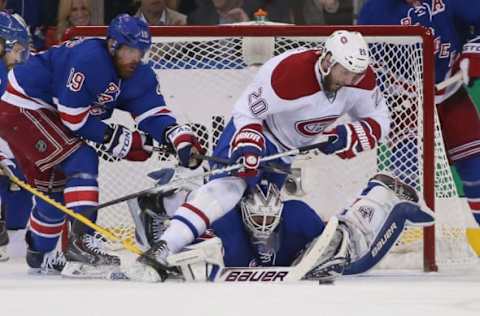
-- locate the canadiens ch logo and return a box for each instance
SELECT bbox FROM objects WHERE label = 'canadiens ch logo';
[295,116,338,137]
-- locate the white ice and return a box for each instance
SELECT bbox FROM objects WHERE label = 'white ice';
[1,231,480,316]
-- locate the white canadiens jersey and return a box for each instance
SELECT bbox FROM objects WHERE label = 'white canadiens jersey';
[232,49,390,153]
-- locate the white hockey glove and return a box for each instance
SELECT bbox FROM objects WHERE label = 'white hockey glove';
[230,124,265,188]
[103,124,134,159]
[166,124,205,169]
[0,156,15,178]
[459,39,480,86]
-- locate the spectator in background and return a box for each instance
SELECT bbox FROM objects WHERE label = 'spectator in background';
[45,0,92,48]
[177,0,198,16]
[188,0,250,24]
[135,0,187,25]
[104,0,137,24]
[301,0,339,24]
[5,0,56,51]
[0,0,5,9]
[247,0,290,23]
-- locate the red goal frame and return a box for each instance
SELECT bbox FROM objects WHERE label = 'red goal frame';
[70,25,436,271]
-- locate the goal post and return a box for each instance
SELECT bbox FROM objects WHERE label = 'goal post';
[69,25,478,272]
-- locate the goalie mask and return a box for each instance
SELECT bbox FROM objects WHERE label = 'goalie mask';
[241,183,283,239]
[319,30,370,77]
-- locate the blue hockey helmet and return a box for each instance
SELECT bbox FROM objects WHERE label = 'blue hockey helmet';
[0,11,30,63]
[107,14,151,55]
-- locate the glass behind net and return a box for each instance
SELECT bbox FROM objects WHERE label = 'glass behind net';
[77,26,478,270]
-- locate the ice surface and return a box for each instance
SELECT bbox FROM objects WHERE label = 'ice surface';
[2,230,479,316]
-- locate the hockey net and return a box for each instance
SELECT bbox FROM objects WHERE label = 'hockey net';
[71,25,478,271]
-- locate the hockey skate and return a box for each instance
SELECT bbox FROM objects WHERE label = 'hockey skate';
[128,192,170,250]
[26,248,67,274]
[0,220,9,262]
[117,240,177,282]
[62,233,121,278]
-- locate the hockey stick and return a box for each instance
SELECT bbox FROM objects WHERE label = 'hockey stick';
[110,216,341,283]
[150,146,293,175]
[435,72,462,91]
[212,217,340,283]
[0,165,143,256]
[93,140,327,211]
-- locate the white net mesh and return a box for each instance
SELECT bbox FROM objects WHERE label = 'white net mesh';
[86,27,478,270]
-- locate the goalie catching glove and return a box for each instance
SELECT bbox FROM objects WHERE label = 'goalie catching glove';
[166,124,205,169]
[103,124,153,161]
[317,118,381,159]
[230,124,265,187]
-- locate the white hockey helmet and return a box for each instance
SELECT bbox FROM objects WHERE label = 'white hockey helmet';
[322,30,370,75]
[241,183,283,239]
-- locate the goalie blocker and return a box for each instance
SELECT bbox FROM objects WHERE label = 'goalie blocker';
[123,173,434,283]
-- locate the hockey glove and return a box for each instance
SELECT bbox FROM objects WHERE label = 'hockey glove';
[459,40,480,87]
[166,124,205,169]
[230,124,265,187]
[125,132,153,161]
[0,157,20,191]
[103,124,134,159]
[317,118,381,160]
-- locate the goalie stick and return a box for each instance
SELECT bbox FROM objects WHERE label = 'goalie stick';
[109,216,342,283]
[213,217,341,283]
[92,139,329,211]
[435,72,462,91]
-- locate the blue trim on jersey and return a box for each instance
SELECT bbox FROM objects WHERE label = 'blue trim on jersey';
[172,215,199,239]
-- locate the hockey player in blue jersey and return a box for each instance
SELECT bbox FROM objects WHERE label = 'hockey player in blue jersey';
[358,0,480,226]
[0,11,32,262]
[128,173,434,282]
[0,14,204,275]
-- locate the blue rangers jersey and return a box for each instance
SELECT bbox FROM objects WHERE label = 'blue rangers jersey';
[212,200,326,267]
[2,38,176,144]
[358,0,480,84]
[0,59,7,95]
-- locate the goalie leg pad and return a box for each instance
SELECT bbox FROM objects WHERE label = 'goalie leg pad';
[167,237,225,282]
[344,201,434,275]
[455,156,480,225]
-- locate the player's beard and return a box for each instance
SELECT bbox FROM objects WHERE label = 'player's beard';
[322,73,341,93]
[113,56,140,79]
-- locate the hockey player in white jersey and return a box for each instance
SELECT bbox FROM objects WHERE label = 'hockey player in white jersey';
[136,30,391,279]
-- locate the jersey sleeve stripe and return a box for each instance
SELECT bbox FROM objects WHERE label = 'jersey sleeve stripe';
[1,72,56,111]
[134,106,173,125]
[56,102,90,131]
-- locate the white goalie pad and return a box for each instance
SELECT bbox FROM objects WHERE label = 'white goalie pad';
[338,174,434,268]
[167,237,225,282]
